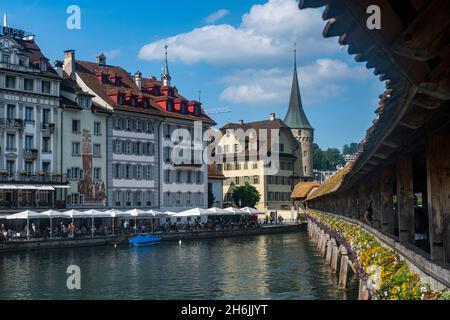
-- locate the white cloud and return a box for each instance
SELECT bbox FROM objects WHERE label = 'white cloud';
[138,0,336,65]
[102,49,121,60]
[219,59,370,105]
[204,9,230,24]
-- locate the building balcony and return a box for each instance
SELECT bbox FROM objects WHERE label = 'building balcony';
[0,118,25,129]
[40,122,56,134]
[0,171,67,183]
[23,149,39,160]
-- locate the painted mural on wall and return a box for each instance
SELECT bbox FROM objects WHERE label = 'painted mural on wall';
[77,129,106,204]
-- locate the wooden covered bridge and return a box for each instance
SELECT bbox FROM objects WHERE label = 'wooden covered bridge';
[297,0,450,295]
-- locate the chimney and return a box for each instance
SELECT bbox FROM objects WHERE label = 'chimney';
[63,50,75,80]
[96,53,107,66]
[270,113,276,121]
[134,71,142,89]
[239,119,244,125]
[54,60,63,77]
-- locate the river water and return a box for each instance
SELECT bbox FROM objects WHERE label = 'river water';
[0,230,358,299]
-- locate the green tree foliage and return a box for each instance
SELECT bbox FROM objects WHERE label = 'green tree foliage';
[232,183,261,208]
[343,142,360,155]
[313,143,345,171]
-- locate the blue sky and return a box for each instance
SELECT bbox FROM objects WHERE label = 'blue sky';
[3,0,384,150]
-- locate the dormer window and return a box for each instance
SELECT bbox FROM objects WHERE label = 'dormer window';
[39,60,47,72]
[131,96,136,106]
[143,99,148,108]
[19,58,25,66]
[118,94,124,105]
[2,54,10,63]
[78,97,91,109]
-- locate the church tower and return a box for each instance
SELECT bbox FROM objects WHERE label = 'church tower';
[284,45,314,181]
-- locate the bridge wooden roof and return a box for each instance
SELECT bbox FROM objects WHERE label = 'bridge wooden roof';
[300,0,450,196]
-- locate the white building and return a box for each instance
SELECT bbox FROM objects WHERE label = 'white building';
[56,59,110,208]
[0,25,67,211]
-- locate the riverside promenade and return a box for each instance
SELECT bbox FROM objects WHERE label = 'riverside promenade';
[0,223,305,253]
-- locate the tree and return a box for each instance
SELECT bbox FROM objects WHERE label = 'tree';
[232,183,261,208]
[343,142,360,155]
[313,143,345,171]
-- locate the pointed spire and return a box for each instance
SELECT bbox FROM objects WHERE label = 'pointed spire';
[284,42,313,130]
[161,44,172,87]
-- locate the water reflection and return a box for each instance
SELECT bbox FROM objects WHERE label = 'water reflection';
[0,231,358,300]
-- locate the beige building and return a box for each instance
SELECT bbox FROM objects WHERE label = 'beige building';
[217,51,314,211]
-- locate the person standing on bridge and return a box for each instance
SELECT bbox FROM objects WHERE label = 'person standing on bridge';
[363,200,373,226]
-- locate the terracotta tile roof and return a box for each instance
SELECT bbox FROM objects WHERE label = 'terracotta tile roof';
[75,60,215,124]
[291,182,320,199]
[208,164,226,180]
[13,38,60,79]
[307,164,353,201]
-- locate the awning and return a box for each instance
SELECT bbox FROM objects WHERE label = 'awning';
[36,186,55,191]
[53,185,70,189]
[0,185,18,190]
[16,185,37,190]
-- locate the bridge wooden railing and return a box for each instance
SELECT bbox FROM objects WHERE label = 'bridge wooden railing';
[305,210,450,300]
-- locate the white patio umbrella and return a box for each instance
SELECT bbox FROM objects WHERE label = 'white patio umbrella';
[207,207,235,215]
[83,209,110,237]
[105,209,132,236]
[177,208,212,216]
[6,210,47,240]
[41,210,71,239]
[126,209,156,234]
[241,207,264,215]
[224,207,247,215]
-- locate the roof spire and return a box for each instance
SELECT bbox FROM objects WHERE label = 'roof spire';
[161,44,172,87]
[283,42,313,130]
[3,13,7,27]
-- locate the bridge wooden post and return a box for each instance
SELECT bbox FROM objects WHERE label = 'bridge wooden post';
[380,166,395,235]
[320,232,328,257]
[330,239,338,272]
[338,246,349,290]
[358,279,369,300]
[396,155,415,243]
[325,235,332,264]
[426,134,450,262]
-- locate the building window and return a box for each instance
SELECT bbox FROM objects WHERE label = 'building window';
[6,160,15,175]
[136,165,142,180]
[136,191,142,207]
[304,151,308,157]
[146,121,153,133]
[114,117,121,130]
[115,191,121,207]
[93,168,101,181]
[114,140,121,154]
[25,107,33,123]
[253,176,259,184]
[135,120,141,132]
[146,191,153,206]
[6,134,15,151]
[252,163,258,169]
[24,78,34,91]
[6,104,15,120]
[72,120,80,134]
[2,54,10,63]
[125,165,131,180]
[42,137,51,153]
[126,191,132,207]
[224,145,229,153]
[41,81,51,94]
[280,144,285,152]
[114,164,121,179]
[72,142,81,156]
[42,162,51,174]
[5,75,16,89]
[93,144,101,158]
[25,136,33,150]
[145,166,153,180]
[94,122,101,136]
[25,161,33,174]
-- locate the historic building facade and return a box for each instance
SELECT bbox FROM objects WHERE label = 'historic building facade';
[64,49,214,210]
[218,51,314,210]
[219,115,301,211]
[56,62,110,209]
[0,27,68,211]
